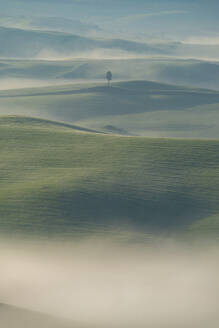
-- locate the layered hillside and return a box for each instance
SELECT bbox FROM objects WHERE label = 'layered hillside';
[1,80,219,138]
[0,116,219,236]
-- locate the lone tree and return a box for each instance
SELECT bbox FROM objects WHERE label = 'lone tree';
[106,71,112,86]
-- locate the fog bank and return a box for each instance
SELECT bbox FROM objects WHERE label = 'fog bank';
[1,236,219,328]
[0,78,75,90]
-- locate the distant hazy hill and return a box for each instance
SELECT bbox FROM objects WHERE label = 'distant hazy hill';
[1,58,219,90]
[0,115,219,237]
[0,26,169,59]
[0,0,218,44]
[0,26,97,58]
[0,15,101,35]
[1,80,219,138]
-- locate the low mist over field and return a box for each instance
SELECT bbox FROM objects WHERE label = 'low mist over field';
[1,236,219,328]
[0,78,76,90]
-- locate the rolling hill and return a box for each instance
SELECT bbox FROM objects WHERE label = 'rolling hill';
[1,57,219,91]
[0,26,169,59]
[0,115,219,237]
[0,15,101,35]
[0,24,219,64]
[1,80,219,138]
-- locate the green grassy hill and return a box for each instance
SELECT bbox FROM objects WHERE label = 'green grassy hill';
[1,115,219,237]
[1,80,219,138]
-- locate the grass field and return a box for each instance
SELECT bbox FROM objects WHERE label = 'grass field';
[0,80,219,139]
[1,115,219,237]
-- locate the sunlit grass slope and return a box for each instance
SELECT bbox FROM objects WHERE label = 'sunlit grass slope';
[1,80,219,138]
[1,115,219,236]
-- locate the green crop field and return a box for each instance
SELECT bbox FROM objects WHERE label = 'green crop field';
[1,115,219,237]
[1,80,219,139]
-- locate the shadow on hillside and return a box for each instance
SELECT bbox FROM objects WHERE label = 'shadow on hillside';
[1,82,219,117]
